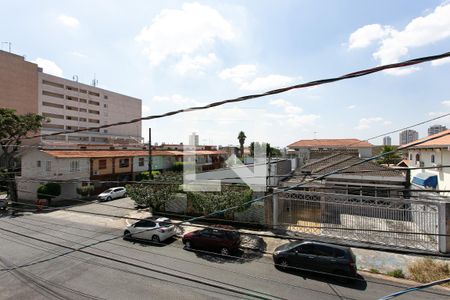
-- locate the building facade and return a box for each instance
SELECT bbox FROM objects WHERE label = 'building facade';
[399,129,419,145]
[428,125,447,136]
[189,132,199,146]
[0,50,142,145]
[383,136,392,146]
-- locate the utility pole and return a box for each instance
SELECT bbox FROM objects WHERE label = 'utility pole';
[148,128,153,180]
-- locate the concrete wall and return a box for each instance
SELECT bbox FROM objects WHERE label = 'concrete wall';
[0,50,39,115]
[409,148,450,194]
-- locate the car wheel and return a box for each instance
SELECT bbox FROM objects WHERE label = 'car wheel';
[124,193,128,198]
[152,235,160,243]
[123,230,131,240]
[185,240,192,249]
[278,259,289,270]
[220,247,229,256]
[106,196,112,201]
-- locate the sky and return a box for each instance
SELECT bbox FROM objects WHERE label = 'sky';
[1,0,450,147]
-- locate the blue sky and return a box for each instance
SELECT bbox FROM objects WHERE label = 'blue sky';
[2,0,450,147]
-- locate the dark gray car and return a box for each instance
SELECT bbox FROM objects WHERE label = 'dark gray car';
[272,241,357,280]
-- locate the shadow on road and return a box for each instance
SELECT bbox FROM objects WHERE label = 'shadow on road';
[277,267,368,291]
[124,236,178,248]
[185,234,267,265]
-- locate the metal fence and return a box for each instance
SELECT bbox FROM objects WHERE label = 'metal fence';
[275,190,440,252]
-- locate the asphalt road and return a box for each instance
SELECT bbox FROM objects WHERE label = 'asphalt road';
[0,198,449,300]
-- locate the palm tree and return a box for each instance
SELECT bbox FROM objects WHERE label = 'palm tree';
[238,131,246,159]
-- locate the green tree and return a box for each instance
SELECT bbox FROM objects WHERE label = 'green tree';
[237,131,246,159]
[126,175,181,211]
[0,108,45,205]
[249,142,282,158]
[377,145,401,165]
[76,184,94,198]
[188,185,253,217]
[37,182,61,206]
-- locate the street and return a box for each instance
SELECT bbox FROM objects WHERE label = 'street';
[0,198,449,300]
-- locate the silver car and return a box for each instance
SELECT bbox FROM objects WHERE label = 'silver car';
[123,218,176,243]
[98,187,127,202]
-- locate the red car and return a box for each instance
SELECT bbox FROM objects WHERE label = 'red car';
[182,227,241,256]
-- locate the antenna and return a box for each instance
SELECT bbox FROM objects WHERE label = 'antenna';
[91,73,98,87]
[1,42,11,52]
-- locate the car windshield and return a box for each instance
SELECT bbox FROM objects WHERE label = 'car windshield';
[104,189,113,193]
[158,222,172,228]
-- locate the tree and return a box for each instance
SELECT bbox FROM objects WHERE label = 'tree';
[188,185,253,217]
[249,142,282,158]
[76,184,95,198]
[237,131,246,159]
[377,145,401,165]
[37,182,61,206]
[126,173,182,211]
[0,109,45,205]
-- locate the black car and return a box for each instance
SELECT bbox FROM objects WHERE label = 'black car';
[182,227,241,256]
[273,241,357,280]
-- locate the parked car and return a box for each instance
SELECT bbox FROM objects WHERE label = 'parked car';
[182,226,241,256]
[273,241,357,280]
[123,217,175,243]
[98,187,127,201]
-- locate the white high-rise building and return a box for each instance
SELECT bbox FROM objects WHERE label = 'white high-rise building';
[383,136,392,146]
[189,132,199,146]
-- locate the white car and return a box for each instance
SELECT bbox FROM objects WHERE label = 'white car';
[123,218,176,243]
[98,187,127,202]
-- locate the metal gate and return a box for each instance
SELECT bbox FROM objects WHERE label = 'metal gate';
[275,190,440,252]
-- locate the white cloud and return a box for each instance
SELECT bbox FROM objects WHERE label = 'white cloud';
[347,105,356,110]
[142,104,151,115]
[286,114,320,127]
[270,99,303,114]
[240,74,296,91]
[34,58,63,77]
[219,64,257,82]
[58,14,79,28]
[174,53,218,75]
[432,56,450,66]
[69,51,87,58]
[356,117,391,130]
[348,24,393,49]
[442,100,450,106]
[349,3,450,75]
[135,2,234,65]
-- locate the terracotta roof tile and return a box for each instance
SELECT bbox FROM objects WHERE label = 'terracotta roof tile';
[288,139,373,148]
[400,129,450,149]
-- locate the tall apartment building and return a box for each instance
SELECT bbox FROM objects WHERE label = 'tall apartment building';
[399,129,419,145]
[383,136,392,146]
[189,132,199,146]
[0,50,142,144]
[428,124,447,136]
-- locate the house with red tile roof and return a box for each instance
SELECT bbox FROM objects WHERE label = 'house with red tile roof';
[400,129,450,193]
[17,148,227,201]
[287,138,374,165]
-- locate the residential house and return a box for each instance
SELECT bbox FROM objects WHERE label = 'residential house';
[287,138,374,165]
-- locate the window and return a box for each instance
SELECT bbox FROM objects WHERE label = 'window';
[88,91,100,97]
[66,116,79,121]
[80,89,87,94]
[296,244,314,254]
[103,129,108,133]
[66,105,79,111]
[139,157,145,166]
[45,161,51,172]
[104,95,108,99]
[88,119,100,124]
[312,245,335,257]
[66,96,78,102]
[431,154,435,163]
[135,220,156,228]
[88,109,100,115]
[42,101,64,109]
[42,112,64,119]
[79,98,87,103]
[104,104,108,108]
[88,100,100,106]
[79,118,87,122]
[37,160,41,168]
[79,108,87,112]
[42,90,64,99]
[409,153,413,160]
[66,86,78,92]
[42,80,64,89]
[70,160,80,172]
[99,159,107,170]
[415,154,420,162]
[119,158,129,168]
[334,249,346,258]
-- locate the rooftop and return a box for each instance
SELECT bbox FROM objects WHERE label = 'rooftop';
[401,129,450,149]
[42,149,226,158]
[287,138,373,149]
